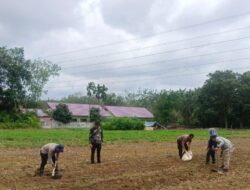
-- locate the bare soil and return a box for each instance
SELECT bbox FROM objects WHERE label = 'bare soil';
[1,139,250,190]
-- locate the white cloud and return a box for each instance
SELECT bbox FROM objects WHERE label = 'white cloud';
[1,0,250,99]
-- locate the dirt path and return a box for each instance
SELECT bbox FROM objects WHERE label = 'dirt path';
[1,139,250,190]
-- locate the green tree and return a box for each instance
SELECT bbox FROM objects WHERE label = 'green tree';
[235,71,250,128]
[26,58,60,103]
[181,90,199,127]
[0,47,60,111]
[52,103,72,124]
[153,90,184,125]
[199,70,239,128]
[0,47,31,111]
[61,92,98,104]
[86,82,96,98]
[89,107,101,122]
[125,89,159,110]
[86,82,108,103]
[103,93,125,106]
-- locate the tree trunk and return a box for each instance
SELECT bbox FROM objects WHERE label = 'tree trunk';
[240,118,244,129]
[224,114,228,129]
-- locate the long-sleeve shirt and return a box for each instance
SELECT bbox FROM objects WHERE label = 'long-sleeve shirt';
[215,137,233,150]
[89,126,103,144]
[207,138,217,149]
[40,143,58,164]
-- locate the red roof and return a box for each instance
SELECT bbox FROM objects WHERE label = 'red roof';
[105,106,154,118]
[47,102,110,117]
[47,103,154,119]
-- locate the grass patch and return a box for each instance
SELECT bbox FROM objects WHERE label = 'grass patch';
[0,128,250,148]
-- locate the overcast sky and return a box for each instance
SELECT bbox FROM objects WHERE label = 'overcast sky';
[1,0,250,99]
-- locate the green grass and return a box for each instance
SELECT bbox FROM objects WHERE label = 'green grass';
[0,128,250,148]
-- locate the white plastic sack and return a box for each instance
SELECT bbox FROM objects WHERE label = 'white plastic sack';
[182,151,193,161]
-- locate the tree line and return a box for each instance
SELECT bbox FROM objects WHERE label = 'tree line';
[57,71,250,128]
[1,47,249,128]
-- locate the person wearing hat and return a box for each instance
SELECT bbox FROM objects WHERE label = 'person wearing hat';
[39,143,64,176]
[211,135,234,172]
[206,128,218,164]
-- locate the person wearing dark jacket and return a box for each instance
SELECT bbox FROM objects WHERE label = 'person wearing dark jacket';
[89,121,103,164]
[206,128,218,164]
[206,138,217,164]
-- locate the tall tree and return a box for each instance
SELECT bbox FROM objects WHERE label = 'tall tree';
[86,82,108,103]
[181,90,199,127]
[235,71,250,128]
[0,47,60,111]
[27,59,60,103]
[153,90,184,125]
[0,47,31,111]
[199,70,239,128]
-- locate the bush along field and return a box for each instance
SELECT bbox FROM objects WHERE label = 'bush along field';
[102,117,145,130]
[0,111,40,129]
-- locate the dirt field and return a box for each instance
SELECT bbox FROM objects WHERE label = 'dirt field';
[1,139,250,190]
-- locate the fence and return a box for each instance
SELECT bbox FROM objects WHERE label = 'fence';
[41,120,93,129]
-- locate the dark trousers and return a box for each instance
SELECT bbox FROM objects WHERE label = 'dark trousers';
[177,141,189,159]
[39,153,56,172]
[206,149,216,163]
[91,143,102,163]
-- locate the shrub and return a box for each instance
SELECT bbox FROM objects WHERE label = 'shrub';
[89,107,102,122]
[102,117,144,130]
[0,111,40,129]
[52,103,72,124]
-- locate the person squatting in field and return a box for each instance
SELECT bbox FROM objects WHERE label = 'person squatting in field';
[89,121,103,164]
[39,143,64,176]
[206,128,218,164]
[211,135,234,172]
[177,134,194,159]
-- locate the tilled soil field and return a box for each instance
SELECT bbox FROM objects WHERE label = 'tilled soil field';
[1,139,250,190]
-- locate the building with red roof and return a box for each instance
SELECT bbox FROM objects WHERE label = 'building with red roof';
[47,102,154,123]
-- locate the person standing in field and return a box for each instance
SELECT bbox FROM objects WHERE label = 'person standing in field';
[211,135,234,172]
[39,143,64,176]
[206,128,218,164]
[177,134,194,159]
[89,121,103,164]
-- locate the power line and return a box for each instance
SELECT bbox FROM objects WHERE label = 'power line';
[41,11,250,58]
[57,46,250,76]
[57,36,250,69]
[46,57,250,88]
[52,26,250,65]
[46,57,250,86]
[45,65,250,89]
[48,56,250,84]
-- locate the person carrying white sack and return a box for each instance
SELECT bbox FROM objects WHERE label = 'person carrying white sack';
[211,135,234,172]
[177,134,194,159]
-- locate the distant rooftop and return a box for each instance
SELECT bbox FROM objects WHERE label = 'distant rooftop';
[105,106,154,118]
[47,102,154,119]
[47,102,111,117]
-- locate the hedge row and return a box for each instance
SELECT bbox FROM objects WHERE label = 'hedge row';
[0,111,40,129]
[102,117,144,130]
